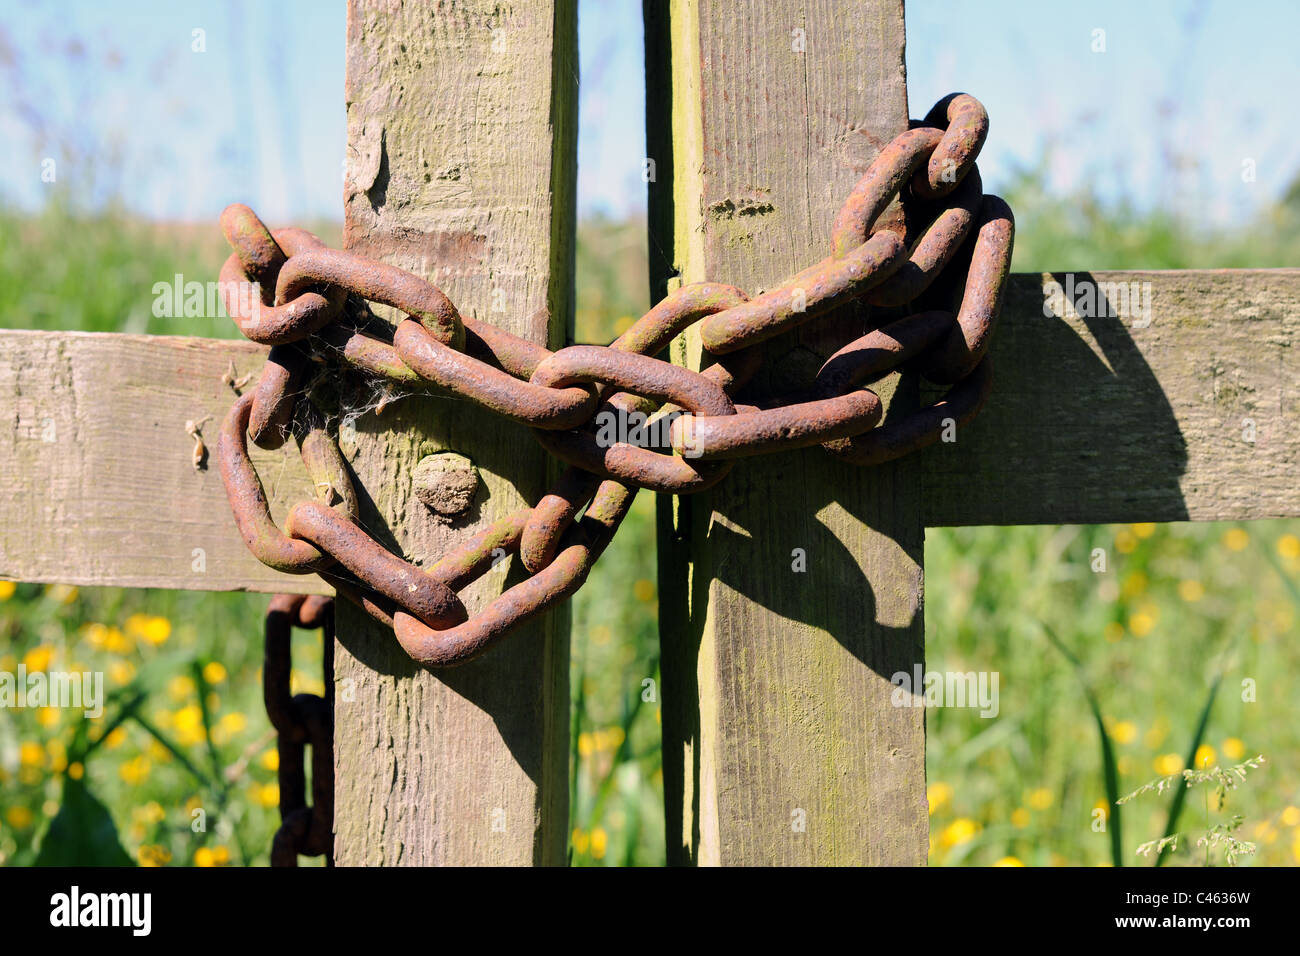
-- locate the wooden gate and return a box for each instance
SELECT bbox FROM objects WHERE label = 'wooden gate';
[1,0,1296,865]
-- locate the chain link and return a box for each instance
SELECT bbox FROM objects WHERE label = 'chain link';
[263,594,333,866]
[217,92,1014,670]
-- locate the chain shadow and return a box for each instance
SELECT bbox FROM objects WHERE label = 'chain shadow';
[659,271,1188,862]
[924,271,1188,524]
[331,390,562,830]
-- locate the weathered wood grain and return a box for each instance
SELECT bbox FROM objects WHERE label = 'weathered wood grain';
[648,0,926,864]
[0,330,327,595]
[3,268,1295,594]
[922,269,1300,526]
[332,0,577,866]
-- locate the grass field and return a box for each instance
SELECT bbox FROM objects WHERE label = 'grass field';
[1,174,1298,866]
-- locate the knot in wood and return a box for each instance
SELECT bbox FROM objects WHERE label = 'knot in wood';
[412,452,479,520]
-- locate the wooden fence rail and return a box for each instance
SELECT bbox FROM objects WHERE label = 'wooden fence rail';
[5,269,1295,593]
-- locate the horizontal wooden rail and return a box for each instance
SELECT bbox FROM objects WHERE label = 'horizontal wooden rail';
[0,330,327,594]
[921,269,1300,526]
[1,267,1295,590]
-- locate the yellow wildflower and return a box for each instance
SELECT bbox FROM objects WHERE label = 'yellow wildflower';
[1193,744,1216,768]
[0,581,15,601]
[46,584,78,604]
[939,818,978,847]
[172,705,205,746]
[1281,806,1300,827]
[19,741,45,767]
[83,623,132,653]
[1010,808,1030,828]
[993,856,1024,866]
[1153,753,1183,776]
[119,755,151,785]
[168,675,195,701]
[22,645,54,673]
[148,740,173,763]
[104,627,131,654]
[1128,609,1156,638]
[1110,720,1138,745]
[571,828,590,855]
[1276,534,1300,559]
[1222,528,1249,551]
[1221,737,1245,761]
[126,614,171,646]
[591,827,608,859]
[202,661,227,684]
[47,739,67,772]
[108,660,136,686]
[194,845,231,867]
[1027,788,1053,811]
[927,781,954,814]
[218,712,247,737]
[138,845,171,867]
[1178,579,1204,602]
[289,671,322,698]
[1120,571,1147,598]
[5,806,34,829]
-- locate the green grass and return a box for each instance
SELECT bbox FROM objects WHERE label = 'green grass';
[2,174,1300,867]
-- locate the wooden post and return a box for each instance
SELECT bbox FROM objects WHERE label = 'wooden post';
[332,0,577,865]
[647,0,926,864]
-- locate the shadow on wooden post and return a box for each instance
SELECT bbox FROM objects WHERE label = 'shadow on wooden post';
[647,0,926,865]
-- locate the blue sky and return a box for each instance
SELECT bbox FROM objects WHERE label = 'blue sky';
[1,0,1296,227]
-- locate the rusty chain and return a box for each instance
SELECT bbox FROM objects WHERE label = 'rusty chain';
[218,92,1013,671]
[263,593,334,867]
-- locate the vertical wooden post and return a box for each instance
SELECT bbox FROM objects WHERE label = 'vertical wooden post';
[334,0,577,865]
[647,0,927,864]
